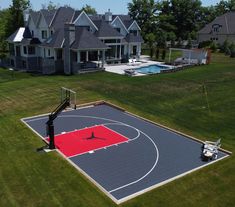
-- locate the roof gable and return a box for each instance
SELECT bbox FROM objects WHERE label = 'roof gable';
[198,11,235,34]
[128,21,141,31]
[28,11,40,27]
[73,11,98,31]
[40,9,56,26]
[111,16,129,34]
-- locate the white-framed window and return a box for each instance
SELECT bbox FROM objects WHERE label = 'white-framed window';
[41,30,48,39]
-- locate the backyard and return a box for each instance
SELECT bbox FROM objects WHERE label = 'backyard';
[0,53,234,206]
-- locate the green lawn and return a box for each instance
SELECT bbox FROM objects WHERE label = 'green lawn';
[0,53,234,207]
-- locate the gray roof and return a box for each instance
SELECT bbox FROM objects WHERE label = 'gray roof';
[116,15,133,29]
[41,30,64,48]
[21,38,41,45]
[71,27,109,50]
[7,27,32,42]
[40,9,56,26]
[93,20,124,38]
[72,10,82,22]
[29,11,40,25]
[198,11,235,34]
[125,33,144,43]
[51,7,75,29]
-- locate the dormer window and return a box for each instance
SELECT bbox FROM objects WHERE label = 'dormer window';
[41,30,48,39]
[212,24,222,33]
[130,30,138,36]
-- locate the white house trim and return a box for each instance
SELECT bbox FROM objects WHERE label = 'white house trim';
[72,10,98,31]
[128,20,141,31]
[111,16,129,34]
[49,9,58,28]
[37,12,47,27]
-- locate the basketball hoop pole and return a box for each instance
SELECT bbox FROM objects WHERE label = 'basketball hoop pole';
[46,98,70,149]
[48,118,55,149]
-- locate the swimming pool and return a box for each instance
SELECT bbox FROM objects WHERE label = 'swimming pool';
[136,64,170,74]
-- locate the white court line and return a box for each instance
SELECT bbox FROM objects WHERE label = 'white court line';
[67,139,129,159]
[109,130,159,193]
[116,154,230,204]
[22,114,159,194]
[102,125,130,141]
[103,122,140,141]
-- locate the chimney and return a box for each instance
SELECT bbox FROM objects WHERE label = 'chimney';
[105,9,112,22]
[64,23,75,75]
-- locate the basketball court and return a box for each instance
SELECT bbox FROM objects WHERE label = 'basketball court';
[21,94,230,204]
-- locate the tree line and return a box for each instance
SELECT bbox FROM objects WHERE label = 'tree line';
[0,0,235,58]
[128,0,235,47]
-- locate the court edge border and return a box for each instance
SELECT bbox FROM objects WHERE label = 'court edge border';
[20,100,232,205]
[99,100,232,156]
[20,117,120,205]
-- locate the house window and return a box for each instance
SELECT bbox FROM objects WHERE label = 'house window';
[23,46,27,54]
[32,30,34,37]
[41,30,48,39]
[51,30,53,35]
[48,49,50,57]
[28,46,35,55]
[130,30,138,36]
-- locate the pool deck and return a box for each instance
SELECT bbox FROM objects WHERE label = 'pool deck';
[105,60,172,76]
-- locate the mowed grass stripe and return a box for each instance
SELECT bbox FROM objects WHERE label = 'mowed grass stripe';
[0,53,234,206]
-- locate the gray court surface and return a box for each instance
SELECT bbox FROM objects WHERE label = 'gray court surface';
[22,103,229,204]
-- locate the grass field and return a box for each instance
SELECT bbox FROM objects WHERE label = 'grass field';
[0,53,234,207]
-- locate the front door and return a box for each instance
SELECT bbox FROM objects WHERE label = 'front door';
[132,45,137,56]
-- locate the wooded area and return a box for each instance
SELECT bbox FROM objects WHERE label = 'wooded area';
[0,0,235,58]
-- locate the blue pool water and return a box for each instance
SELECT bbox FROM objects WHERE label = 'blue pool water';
[136,65,170,74]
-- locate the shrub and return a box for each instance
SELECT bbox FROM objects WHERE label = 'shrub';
[210,42,218,53]
[198,40,212,48]
[220,39,230,55]
[230,43,235,58]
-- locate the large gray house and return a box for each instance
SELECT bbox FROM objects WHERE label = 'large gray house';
[198,11,235,45]
[6,7,143,74]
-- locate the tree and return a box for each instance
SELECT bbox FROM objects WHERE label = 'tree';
[0,9,10,53]
[41,1,58,10]
[128,0,158,41]
[215,0,235,15]
[145,33,156,58]
[82,4,97,15]
[5,0,30,37]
